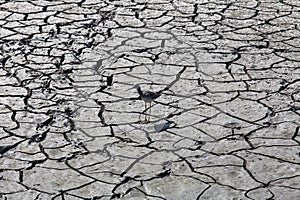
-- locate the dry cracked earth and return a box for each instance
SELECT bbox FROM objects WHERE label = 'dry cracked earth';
[0,0,300,199]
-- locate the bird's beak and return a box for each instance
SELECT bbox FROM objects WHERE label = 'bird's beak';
[126,86,134,91]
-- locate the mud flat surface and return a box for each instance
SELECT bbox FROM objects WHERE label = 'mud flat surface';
[0,0,300,199]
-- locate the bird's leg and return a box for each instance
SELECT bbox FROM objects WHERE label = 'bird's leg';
[144,102,147,123]
[148,102,152,122]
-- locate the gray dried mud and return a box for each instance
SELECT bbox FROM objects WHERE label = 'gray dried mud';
[0,0,300,199]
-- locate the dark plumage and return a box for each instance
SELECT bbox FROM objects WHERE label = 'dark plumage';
[135,85,161,103]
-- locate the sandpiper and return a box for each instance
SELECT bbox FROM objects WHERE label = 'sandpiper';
[131,84,161,123]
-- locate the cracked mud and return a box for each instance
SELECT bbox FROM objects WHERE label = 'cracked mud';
[0,0,300,199]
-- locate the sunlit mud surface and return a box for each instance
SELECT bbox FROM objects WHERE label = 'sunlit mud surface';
[0,0,300,199]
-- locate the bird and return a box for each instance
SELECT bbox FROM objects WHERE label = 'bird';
[130,84,161,123]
